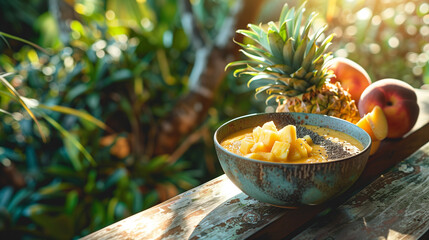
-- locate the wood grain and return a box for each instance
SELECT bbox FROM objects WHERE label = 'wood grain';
[294,142,429,239]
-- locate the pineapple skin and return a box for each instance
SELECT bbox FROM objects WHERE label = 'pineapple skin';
[276,82,361,124]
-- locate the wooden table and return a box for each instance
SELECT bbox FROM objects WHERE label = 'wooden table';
[83,89,429,240]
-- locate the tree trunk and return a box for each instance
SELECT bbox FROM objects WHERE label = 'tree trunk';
[154,0,265,155]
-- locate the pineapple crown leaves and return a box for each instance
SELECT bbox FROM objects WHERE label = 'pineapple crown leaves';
[226,2,336,101]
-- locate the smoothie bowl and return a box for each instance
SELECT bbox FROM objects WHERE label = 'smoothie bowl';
[214,112,371,208]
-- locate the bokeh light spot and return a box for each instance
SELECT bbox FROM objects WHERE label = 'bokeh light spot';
[93,40,107,51]
[419,3,429,14]
[107,45,122,60]
[369,43,381,54]
[357,7,372,20]
[423,15,429,25]
[388,36,400,48]
[345,42,356,52]
[406,52,418,63]
[412,66,422,76]
[345,25,357,36]
[335,49,348,58]
[418,53,429,65]
[42,66,55,76]
[64,56,74,68]
[420,26,429,36]
[372,15,382,25]
[333,27,343,38]
[423,43,429,52]
[96,50,105,58]
[74,3,85,15]
[106,10,115,20]
[406,25,418,35]
[394,14,406,25]
[141,18,154,31]
[404,2,416,14]
[381,8,395,19]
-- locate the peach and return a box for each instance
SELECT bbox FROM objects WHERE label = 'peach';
[327,57,372,104]
[369,140,380,156]
[358,79,419,138]
[356,106,388,156]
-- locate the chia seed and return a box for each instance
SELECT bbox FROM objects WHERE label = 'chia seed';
[295,125,353,160]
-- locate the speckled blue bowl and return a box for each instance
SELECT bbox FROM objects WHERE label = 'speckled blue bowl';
[214,112,371,208]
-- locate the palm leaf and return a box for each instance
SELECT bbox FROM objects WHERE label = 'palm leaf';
[0,108,13,117]
[0,34,11,49]
[0,31,49,55]
[42,114,96,169]
[0,73,46,142]
[38,104,110,132]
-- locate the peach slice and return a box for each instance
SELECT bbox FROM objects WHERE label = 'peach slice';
[369,140,381,156]
[356,105,388,141]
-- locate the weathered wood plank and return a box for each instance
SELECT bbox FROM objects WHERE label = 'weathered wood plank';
[293,141,429,240]
[81,176,244,240]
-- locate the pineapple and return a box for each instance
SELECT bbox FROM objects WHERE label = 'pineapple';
[260,129,279,147]
[239,138,255,155]
[241,121,315,162]
[250,141,270,153]
[226,3,360,123]
[271,141,291,161]
[278,125,297,144]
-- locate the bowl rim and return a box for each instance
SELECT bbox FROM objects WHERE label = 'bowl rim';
[214,112,372,166]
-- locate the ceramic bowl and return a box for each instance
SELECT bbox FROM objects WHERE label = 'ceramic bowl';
[214,112,371,208]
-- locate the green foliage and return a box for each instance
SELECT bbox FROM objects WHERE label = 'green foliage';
[0,0,238,238]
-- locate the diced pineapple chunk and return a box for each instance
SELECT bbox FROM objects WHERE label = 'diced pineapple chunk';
[289,150,304,162]
[292,138,309,159]
[242,122,317,162]
[303,135,313,145]
[271,141,291,161]
[262,121,277,131]
[297,138,313,153]
[245,152,274,162]
[278,125,297,143]
[239,139,255,155]
[250,142,270,153]
[252,126,263,143]
[260,129,278,148]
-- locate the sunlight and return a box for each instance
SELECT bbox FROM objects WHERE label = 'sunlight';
[386,229,416,240]
[357,7,372,20]
[27,49,39,66]
[74,3,86,15]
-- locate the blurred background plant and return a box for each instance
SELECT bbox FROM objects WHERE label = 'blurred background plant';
[0,0,427,238]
